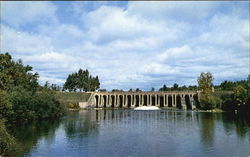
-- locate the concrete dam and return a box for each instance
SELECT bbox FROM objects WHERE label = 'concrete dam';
[87,91,200,110]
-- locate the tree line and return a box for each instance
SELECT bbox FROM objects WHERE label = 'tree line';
[197,72,250,112]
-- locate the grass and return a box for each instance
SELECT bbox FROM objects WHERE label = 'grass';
[55,92,91,108]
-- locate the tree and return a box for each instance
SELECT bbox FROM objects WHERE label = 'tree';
[0,90,12,119]
[0,53,39,92]
[198,72,219,110]
[172,83,179,91]
[233,85,248,109]
[159,84,168,91]
[198,72,214,93]
[64,69,100,92]
[135,88,141,92]
[151,87,155,92]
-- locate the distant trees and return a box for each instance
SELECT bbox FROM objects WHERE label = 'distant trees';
[158,84,197,91]
[218,80,248,91]
[63,69,100,92]
[151,87,155,92]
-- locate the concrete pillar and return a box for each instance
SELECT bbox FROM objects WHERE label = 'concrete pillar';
[163,95,165,107]
[164,95,166,106]
[190,95,195,109]
[157,95,160,107]
[166,95,169,107]
[181,96,186,110]
[115,95,118,107]
[155,95,157,106]
[172,95,174,107]
[123,95,126,107]
[173,94,177,107]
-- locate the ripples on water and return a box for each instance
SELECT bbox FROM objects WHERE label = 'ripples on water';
[12,110,250,157]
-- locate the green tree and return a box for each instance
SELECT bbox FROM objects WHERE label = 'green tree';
[0,53,39,92]
[233,85,248,109]
[198,72,213,93]
[0,119,18,156]
[172,83,179,91]
[159,84,168,91]
[64,69,100,92]
[0,90,12,120]
[151,87,155,92]
[198,72,219,110]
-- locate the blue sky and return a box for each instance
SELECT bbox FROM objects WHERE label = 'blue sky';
[1,1,249,91]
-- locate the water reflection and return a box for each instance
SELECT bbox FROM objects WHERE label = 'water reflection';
[12,110,250,157]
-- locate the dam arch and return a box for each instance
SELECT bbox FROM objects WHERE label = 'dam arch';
[90,91,200,110]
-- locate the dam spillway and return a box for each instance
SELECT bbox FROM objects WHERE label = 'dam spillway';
[88,91,200,110]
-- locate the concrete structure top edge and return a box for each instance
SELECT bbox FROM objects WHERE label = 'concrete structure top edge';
[94,91,200,94]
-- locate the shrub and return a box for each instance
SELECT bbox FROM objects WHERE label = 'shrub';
[0,119,18,156]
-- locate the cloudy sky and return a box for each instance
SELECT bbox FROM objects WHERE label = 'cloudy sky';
[1,1,249,91]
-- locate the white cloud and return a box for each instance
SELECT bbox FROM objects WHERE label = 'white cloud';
[1,25,53,54]
[1,1,249,90]
[127,1,221,22]
[1,1,57,27]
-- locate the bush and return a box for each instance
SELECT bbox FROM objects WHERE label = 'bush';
[34,90,66,119]
[200,93,221,110]
[0,90,12,120]
[0,119,18,156]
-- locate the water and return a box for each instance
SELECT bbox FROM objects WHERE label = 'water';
[12,110,250,157]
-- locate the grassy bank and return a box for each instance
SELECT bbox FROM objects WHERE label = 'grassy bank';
[55,92,91,108]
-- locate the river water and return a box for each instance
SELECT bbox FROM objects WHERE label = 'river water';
[13,110,250,157]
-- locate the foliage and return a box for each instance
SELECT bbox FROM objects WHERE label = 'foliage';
[198,72,214,93]
[0,53,39,93]
[220,84,250,112]
[159,84,169,91]
[0,53,66,122]
[219,80,248,91]
[151,87,155,92]
[233,85,248,107]
[112,89,124,92]
[200,92,221,110]
[198,72,217,110]
[44,81,62,91]
[159,84,198,91]
[0,90,12,120]
[63,69,100,92]
[0,119,18,156]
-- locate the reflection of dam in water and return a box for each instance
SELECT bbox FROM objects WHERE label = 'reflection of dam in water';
[91,110,198,123]
[88,91,200,110]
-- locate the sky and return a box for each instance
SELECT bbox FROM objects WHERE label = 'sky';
[1,1,249,91]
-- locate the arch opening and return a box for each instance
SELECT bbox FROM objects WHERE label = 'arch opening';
[143,95,147,106]
[103,95,107,108]
[160,96,164,107]
[151,96,156,106]
[111,95,115,108]
[135,95,139,107]
[119,95,123,108]
[185,95,192,110]
[176,95,182,109]
[168,95,173,107]
[127,95,132,108]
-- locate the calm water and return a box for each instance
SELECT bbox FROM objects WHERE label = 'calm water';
[12,110,250,157]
